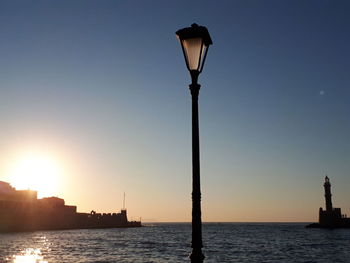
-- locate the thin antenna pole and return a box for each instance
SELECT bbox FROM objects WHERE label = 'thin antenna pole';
[123,192,126,210]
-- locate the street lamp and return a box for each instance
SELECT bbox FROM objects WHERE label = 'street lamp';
[176,23,212,263]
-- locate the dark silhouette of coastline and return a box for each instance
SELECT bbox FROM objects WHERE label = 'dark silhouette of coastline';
[307,176,350,228]
[0,181,141,232]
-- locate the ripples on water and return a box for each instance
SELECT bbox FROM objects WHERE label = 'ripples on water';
[1,223,350,263]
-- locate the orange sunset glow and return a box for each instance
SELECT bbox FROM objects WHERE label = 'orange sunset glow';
[6,152,61,198]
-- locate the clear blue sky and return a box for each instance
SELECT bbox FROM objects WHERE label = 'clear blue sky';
[0,0,349,222]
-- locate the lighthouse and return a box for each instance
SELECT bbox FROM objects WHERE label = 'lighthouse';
[307,176,350,228]
[324,176,333,212]
[318,176,343,227]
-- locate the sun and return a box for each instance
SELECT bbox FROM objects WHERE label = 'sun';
[8,153,61,198]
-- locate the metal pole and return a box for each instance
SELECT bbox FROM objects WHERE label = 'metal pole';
[189,71,204,263]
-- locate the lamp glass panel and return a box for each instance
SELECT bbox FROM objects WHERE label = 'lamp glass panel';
[198,44,208,72]
[182,37,204,71]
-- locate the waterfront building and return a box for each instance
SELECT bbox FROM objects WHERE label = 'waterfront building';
[0,181,140,232]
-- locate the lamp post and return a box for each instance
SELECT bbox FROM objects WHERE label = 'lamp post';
[176,23,212,263]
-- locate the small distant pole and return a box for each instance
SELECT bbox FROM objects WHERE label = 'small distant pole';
[123,192,126,210]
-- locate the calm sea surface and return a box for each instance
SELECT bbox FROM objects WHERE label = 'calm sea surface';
[1,223,350,263]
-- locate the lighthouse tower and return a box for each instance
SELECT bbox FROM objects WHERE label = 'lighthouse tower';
[324,176,333,212]
[319,176,342,227]
[307,176,350,228]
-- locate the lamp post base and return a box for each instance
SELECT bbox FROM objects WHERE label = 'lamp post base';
[190,249,205,263]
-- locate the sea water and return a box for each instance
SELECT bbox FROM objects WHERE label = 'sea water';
[1,223,350,263]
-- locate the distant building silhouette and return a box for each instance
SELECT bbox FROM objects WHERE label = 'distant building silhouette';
[307,176,350,228]
[0,181,141,232]
[0,181,37,201]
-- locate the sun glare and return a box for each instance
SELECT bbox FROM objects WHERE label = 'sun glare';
[8,153,61,198]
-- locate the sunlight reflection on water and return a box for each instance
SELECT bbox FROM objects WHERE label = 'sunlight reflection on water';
[5,236,49,263]
[9,248,47,263]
